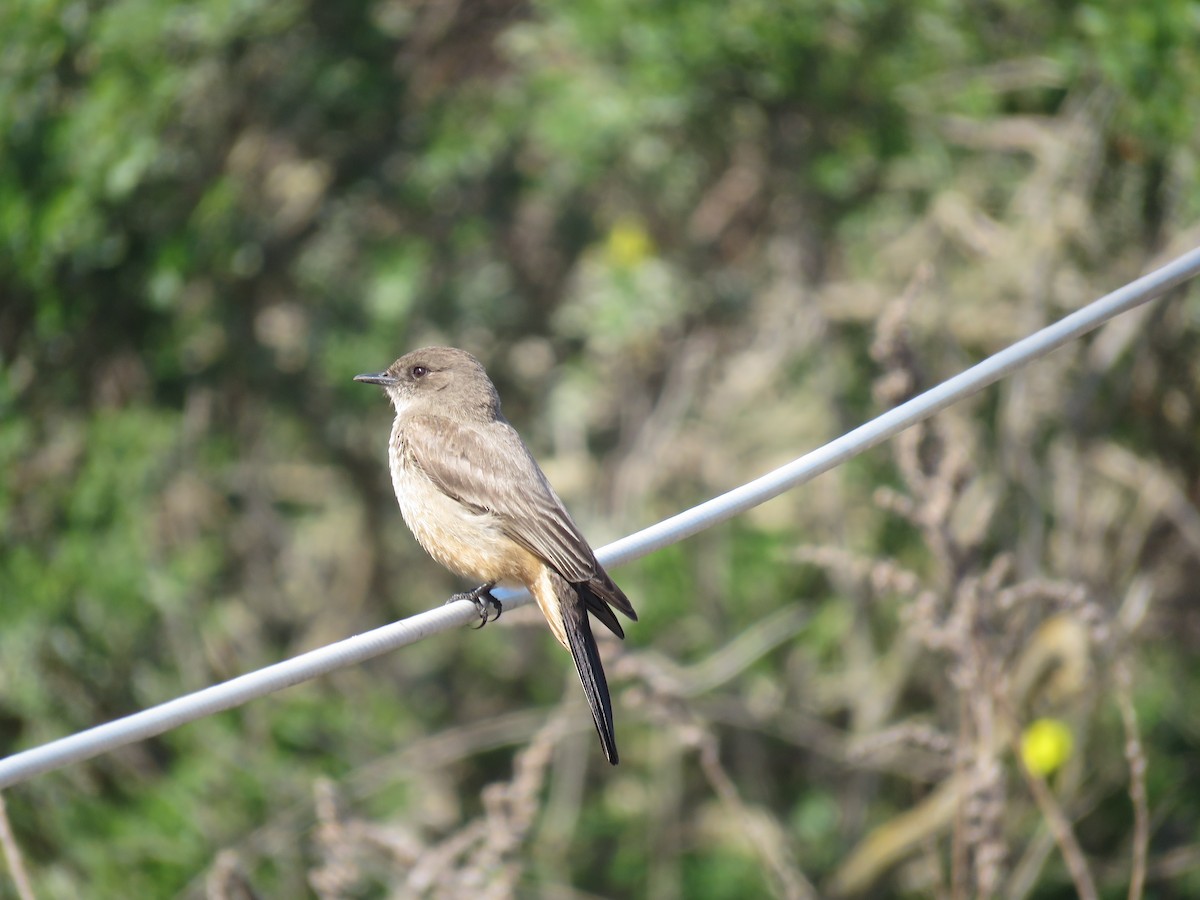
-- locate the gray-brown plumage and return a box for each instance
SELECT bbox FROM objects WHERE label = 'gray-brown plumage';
[355,347,637,764]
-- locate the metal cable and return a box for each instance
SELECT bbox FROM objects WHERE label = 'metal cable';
[2,245,1198,788]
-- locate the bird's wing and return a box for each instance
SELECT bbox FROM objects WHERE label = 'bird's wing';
[402,414,599,583]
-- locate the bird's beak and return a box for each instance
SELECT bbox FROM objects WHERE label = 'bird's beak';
[354,372,399,386]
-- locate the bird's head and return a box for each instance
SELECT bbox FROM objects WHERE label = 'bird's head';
[355,346,501,420]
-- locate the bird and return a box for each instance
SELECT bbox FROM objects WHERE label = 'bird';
[355,347,637,765]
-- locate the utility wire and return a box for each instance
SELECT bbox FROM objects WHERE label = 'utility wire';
[3,246,1199,789]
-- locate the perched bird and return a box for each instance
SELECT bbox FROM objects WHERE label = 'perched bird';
[355,347,637,764]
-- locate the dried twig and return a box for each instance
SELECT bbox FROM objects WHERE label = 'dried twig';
[0,792,35,900]
[1000,703,1098,900]
[1113,659,1149,900]
[691,732,818,900]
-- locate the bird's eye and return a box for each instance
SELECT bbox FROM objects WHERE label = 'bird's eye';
[410,365,428,378]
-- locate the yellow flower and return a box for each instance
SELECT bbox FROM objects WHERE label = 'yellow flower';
[605,218,654,268]
[1020,718,1073,776]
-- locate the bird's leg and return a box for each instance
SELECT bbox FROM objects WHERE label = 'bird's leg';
[448,582,502,627]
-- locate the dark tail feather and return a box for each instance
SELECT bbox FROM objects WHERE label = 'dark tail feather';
[562,595,619,765]
[589,566,638,622]
[578,582,625,639]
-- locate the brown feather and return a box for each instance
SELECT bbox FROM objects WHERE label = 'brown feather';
[403,413,636,626]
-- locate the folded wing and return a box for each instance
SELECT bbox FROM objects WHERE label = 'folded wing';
[402,414,637,629]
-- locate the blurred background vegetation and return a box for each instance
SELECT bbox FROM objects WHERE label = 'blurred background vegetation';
[3,0,1200,897]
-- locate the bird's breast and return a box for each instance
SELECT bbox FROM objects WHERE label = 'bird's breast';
[387,430,540,585]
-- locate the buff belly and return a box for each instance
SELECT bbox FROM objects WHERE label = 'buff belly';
[390,460,541,586]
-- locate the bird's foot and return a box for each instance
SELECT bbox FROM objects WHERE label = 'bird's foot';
[448,583,502,628]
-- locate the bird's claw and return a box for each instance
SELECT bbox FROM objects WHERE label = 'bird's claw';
[448,583,502,628]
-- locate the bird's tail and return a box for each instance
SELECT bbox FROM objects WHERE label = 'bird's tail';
[533,569,620,765]
[543,572,618,766]
[562,598,618,765]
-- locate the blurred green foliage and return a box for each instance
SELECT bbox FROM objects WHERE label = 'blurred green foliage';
[3,0,1200,897]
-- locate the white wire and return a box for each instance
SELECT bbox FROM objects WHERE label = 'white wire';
[3,246,1199,789]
